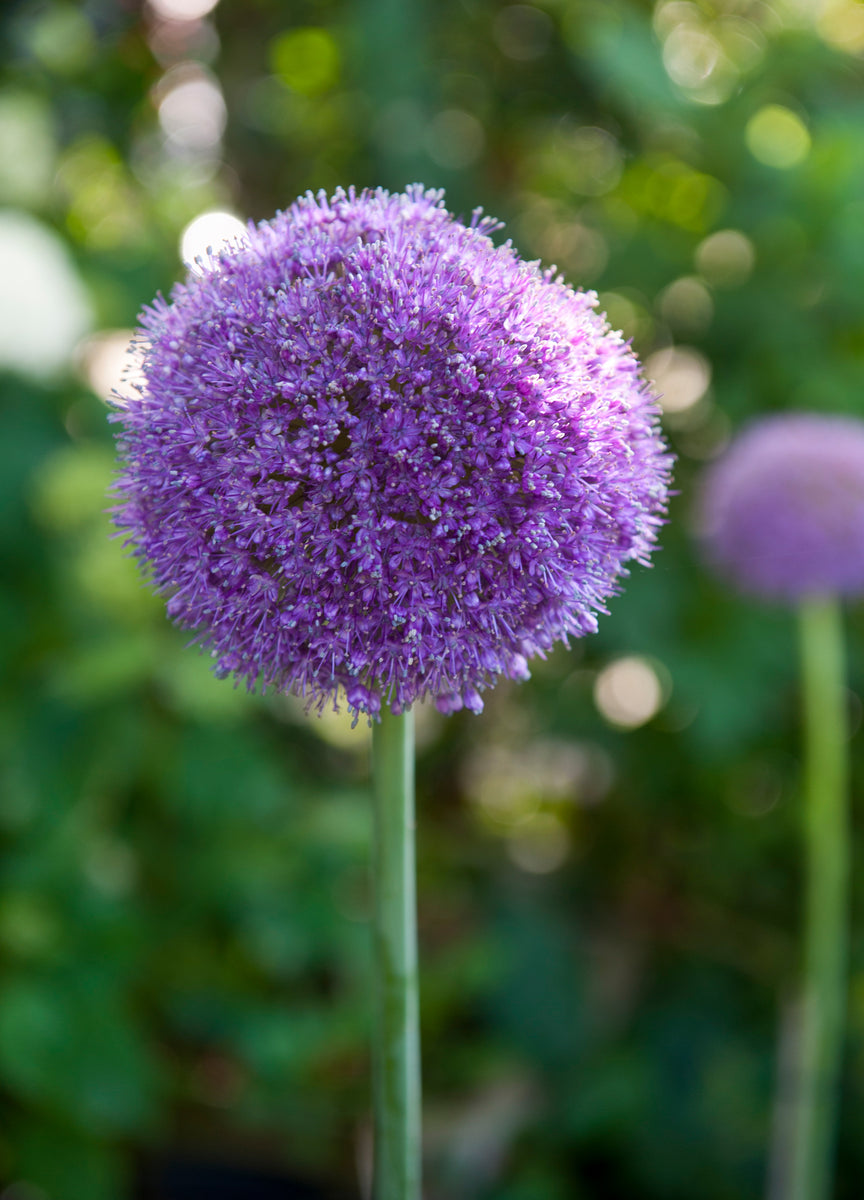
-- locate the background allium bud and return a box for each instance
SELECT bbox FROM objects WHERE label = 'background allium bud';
[112,186,671,717]
[700,412,864,600]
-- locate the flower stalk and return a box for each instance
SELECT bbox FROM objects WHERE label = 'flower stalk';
[790,596,849,1200]
[371,708,421,1200]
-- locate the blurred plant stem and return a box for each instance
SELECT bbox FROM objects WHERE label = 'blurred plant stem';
[790,597,849,1200]
[372,708,421,1200]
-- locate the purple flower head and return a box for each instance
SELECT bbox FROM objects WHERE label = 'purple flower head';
[111,186,671,718]
[700,412,864,601]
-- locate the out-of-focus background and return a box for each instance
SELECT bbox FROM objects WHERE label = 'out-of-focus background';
[1,0,864,1197]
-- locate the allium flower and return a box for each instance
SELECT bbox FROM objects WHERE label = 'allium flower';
[112,186,671,717]
[700,412,864,600]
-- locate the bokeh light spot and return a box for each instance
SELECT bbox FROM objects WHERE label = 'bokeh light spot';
[308,701,372,750]
[464,738,614,836]
[519,199,610,281]
[507,813,570,874]
[658,276,714,334]
[594,657,666,729]
[645,346,711,414]
[653,1,703,39]
[663,27,721,89]
[26,6,94,75]
[600,291,652,345]
[0,210,91,378]
[180,211,249,272]
[817,0,864,53]
[561,126,623,196]
[156,66,226,152]
[746,105,811,168]
[78,329,145,404]
[695,229,755,287]
[424,109,485,170]
[148,0,220,19]
[270,27,340,96]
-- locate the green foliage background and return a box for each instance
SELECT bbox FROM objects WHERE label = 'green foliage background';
[1,0,864,1197]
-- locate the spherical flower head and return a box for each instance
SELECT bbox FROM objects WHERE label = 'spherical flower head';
[111,186,671,718]
[700,412,864,601]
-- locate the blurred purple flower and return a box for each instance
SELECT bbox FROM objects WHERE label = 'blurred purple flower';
[111,186,671,717]
[700,412,864,600]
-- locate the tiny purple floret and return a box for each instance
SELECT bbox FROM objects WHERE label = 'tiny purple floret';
[111,186,671,717]
[700,412,864,601]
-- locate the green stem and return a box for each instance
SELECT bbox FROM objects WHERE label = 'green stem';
[371,707,421,1200]
[790,596,849,1200]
